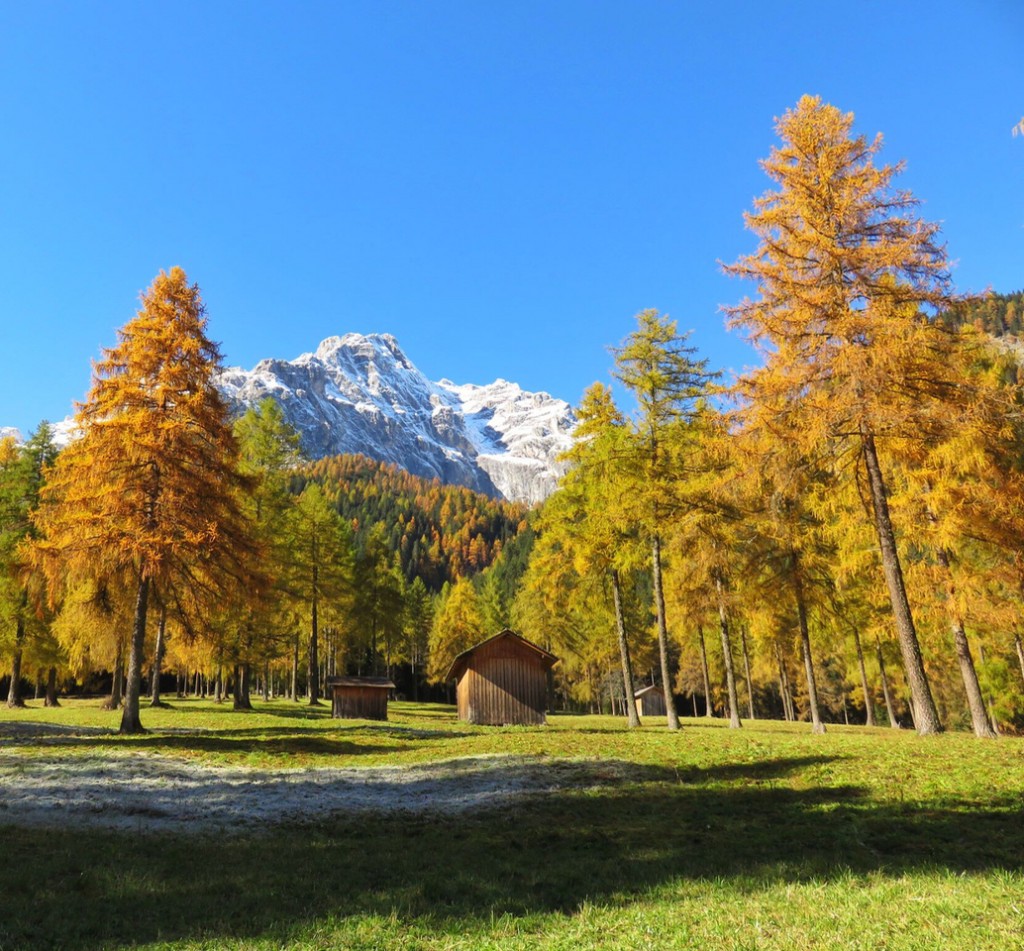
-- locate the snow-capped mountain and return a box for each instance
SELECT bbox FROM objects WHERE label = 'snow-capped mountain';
[217,333,576,504]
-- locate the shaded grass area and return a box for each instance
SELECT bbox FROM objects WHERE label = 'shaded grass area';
[1,700,1023,949]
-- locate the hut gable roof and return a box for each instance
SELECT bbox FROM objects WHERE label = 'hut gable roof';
[325,676,396,689]
[445,629,557,682]
[634,685,661,699]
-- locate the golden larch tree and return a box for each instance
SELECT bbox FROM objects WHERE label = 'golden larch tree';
[33,267,260,733]
[724,96,964,735]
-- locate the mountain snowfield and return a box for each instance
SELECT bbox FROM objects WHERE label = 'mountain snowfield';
[6,335,577,503]
[5,333,576,505]
[217,333,576,504]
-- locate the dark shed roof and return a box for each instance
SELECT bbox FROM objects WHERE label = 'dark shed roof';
[634,685,662,699]
[325,676,395,689]
[444,629,558,682]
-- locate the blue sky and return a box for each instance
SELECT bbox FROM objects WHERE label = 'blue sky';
[1,1,1021,434]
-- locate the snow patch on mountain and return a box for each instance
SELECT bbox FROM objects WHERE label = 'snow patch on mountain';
[5,334,576,504]
[218,333,575,504]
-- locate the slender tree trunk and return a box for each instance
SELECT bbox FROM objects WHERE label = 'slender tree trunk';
[842,692,850,725]
[1015,634,1024,691]
[309,562,321,705]
[233,663,253,710]
[852,625,876,726]
[215,664,223,703]
[610,569,642,728]
[150,607,167,707]
[43,666,60,707]
[775,642,791,721]
[876,638,900,729]
[119,575,150,734]
[714,572,742,729]
[793,566,825,734]
[697,624,714,717]
[34,674,42,700]
[6,618,25,708]
[740,626,755,720]
[263,661,270,703]
[861,431,941,734]
[932,546,995,738]
[651,536,679,729]
[106,637,125,710]
[291,633,299,702]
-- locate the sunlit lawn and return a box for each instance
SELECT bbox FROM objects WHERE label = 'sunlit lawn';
[1,698,1022,949]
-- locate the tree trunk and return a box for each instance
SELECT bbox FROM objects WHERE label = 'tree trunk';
[860,430,942,734]
[714,572,742,729]
[44,666,60,707]
[119,575,150,734]
[651,536,679,729]
[6,618,25,708]
[697,624,713,717]
[34,674,42,700]
[150,607,168,707]
[610,569,642,727]
[105,637,125,710]
[215,664,223,703]
[233,663,253,710]
[852,625,876,726]
[793,565,825,734]
[291,633,299,702]
[775,642,791,721]
[876,638,900,729]
[933,546,995,738]
[263,662,270,703]
[1015,634,1024,691]
[740,626,755,720]
[308,559,321,704]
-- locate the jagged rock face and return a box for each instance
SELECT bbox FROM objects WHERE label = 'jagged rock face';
[217,333,575,504]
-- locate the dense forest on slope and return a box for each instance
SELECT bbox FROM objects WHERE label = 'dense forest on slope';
[7,99,1024,737]
[291,454,526,591]
[943,290,1024,336]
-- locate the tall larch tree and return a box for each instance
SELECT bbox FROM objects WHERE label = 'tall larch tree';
[288,483,353,705]
[1,423,58,707]
[724,96,963,735]
[550,382,645,727]
[32,267,260,733]
[612,310,717,730]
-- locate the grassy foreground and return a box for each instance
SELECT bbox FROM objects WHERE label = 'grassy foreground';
[1,698,1022,950]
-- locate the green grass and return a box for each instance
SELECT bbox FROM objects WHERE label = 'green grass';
[1,698,1023,949]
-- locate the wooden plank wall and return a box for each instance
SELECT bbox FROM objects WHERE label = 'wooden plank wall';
[332,686,389,720]
[456,640,548,725]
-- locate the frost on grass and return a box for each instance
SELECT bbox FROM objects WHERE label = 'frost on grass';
[0,722,635,832]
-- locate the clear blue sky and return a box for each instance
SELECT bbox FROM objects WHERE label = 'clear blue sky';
[1,1,1021,434]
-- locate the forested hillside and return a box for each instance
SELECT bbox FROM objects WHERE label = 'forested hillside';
[943,290,1024,337]
[5,97,1024,738]
[292,455,526,591]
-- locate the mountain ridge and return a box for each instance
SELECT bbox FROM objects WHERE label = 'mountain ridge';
[214,333,576,504]
[4,333,577,504]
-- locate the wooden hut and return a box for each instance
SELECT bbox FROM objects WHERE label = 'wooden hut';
[445,630,558,726]
[325,676,395,721]
[634,684,667,717]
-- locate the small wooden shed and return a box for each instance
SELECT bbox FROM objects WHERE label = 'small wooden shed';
[634,684,667,718]
[326,676,395,721]
[445,630,558,726]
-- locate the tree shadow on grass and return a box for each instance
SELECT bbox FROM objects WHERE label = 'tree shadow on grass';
[2,752,1022,949]
[15,727,408,759]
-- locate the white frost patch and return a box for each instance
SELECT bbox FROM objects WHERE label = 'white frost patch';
[0,724,628,834]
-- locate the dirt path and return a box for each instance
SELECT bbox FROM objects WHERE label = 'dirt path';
[0,722,628,832]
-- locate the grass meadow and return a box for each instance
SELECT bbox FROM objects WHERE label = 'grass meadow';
[1,698,1022,950]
